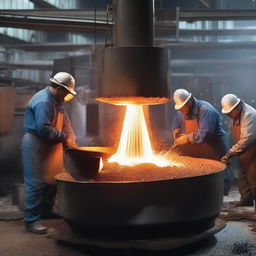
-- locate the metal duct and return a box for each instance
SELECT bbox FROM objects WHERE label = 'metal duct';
[96,0,169,105]
[112,0,154,47]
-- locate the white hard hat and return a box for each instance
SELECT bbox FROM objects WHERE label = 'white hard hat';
[50,72,77,95]
[221,94,241,114]
[173,89,192,110]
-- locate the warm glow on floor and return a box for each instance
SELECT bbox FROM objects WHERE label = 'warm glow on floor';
[108,104,183,167]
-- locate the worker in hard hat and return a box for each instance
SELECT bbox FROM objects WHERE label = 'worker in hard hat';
[171,89,231,193]
[221,94,256,207]
[20,72,77,234]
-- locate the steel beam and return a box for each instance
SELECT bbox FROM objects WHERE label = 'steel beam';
[3,43,94,52]
[156,25,256,36]
[0,9,108,20]
[161,41,256,49]
[0,76,47,87]
[156,9,256,21]
[0,61,53,71]
[0,15,111,33]
[2,9,256,33]
[3,9,256,22]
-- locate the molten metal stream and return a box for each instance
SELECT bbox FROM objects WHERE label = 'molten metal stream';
[108,104,182,167]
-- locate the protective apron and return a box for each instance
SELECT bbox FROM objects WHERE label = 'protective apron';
[178,118,227,160]
[232,124,256,201]
[22,110,65,185]
[22,110,65,222]
[41,111,65,184]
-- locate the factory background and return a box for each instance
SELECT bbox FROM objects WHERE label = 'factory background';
[1,1,256,255]
[1,0,256,198]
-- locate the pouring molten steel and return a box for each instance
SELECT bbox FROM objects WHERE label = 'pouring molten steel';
[108,104,182,167]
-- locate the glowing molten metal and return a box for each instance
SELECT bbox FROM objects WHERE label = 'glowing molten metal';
[108,104,182,167]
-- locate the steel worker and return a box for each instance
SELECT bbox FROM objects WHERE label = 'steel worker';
[171,89,231,194]
[221,94,256,207]
[21,72,77,234]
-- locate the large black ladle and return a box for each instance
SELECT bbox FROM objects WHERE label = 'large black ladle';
[64,147,113,181]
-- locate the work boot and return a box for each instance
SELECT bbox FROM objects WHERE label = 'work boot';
[229,200,254,207]
[42,211,61,219]
[25,221,48,234]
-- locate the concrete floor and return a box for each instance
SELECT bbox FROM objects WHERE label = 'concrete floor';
[0,188,256,256]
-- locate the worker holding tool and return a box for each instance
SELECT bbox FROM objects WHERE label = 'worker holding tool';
[21,72,77,234]
[221,94,256,207]
[171,89,231,194]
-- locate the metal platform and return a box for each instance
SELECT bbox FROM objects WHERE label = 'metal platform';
[49,218,226,251]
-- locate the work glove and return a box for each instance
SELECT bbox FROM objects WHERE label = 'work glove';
[172,128,182,140]
[64,137,77,148]
[174,134,189,146]
[221,152,235,164]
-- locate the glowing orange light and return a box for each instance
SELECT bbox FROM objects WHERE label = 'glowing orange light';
[108,104,183,167]
[64,94,74,102]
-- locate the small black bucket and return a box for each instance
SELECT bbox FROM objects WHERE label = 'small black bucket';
[65,148,102,181]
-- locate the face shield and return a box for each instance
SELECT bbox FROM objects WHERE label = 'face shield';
[64,93,74,102]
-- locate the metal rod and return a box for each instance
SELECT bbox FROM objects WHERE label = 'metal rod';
[176,7,180,41]
[112,0,154,46]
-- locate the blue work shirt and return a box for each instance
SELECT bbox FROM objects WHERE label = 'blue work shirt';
[24,87,67,143]
[172,98,225,144]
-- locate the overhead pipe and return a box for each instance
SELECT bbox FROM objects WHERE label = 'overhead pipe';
[96,0,169,105]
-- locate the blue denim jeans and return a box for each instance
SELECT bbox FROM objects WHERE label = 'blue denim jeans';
[21,133,56,223]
